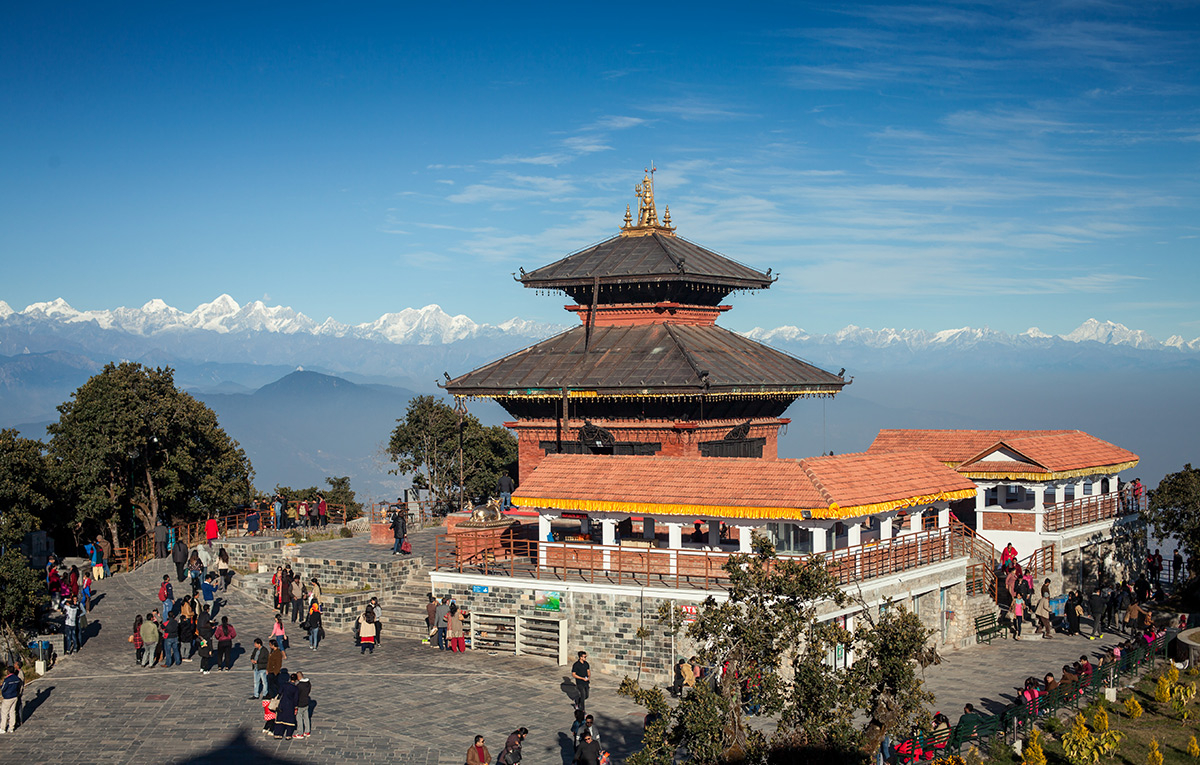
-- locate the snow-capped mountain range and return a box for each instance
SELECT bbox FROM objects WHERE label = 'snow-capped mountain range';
[1,295,1197,352]
[0,295,561,346]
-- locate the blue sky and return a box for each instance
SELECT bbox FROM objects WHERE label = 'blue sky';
[3,2,1199,338]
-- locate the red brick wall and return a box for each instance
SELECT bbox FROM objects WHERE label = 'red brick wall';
[980,510,1035,533]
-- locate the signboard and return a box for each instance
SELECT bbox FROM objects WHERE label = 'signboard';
[535,590,562,611]
[561,511,588,520]
[472,585,489,594]
[680,604,699,623]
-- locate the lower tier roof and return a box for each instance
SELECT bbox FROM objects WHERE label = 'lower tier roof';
[445,322,845,398]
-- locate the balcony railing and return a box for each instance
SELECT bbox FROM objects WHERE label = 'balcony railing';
[434,522,969,591]
[1043,492,1137,532]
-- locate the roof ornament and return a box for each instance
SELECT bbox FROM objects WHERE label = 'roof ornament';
[620,165,676,237]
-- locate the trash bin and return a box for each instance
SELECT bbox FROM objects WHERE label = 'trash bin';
[28,640,51,663]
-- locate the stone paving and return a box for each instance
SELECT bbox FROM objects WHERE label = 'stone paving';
[0,555,648,765]
[0,535,1172,764]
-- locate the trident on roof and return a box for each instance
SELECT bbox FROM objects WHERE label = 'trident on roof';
[621,164,675,236]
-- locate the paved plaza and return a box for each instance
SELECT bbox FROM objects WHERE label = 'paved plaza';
[0,539,1162,764]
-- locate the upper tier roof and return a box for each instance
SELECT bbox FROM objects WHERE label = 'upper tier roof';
[444,322,845,398]
[519,232,774,292]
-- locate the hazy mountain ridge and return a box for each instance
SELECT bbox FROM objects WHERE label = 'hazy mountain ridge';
[3,296,1198,352]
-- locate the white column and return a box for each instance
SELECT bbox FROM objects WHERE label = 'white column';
[1030,484,1044,534]
[1054,484,1065,504]
[600,519,616,546]
[666,522,683,549]
[735,525,753,553]
[538,514,555,567]
[975,484,987,511]
[1110,475,1119,495]
[1075,480,1086,499]
[846,522,862,548]
[936,507,949,529]
[811,526,827,554]
[879,516,893,542]
[707,521,721,548]
[908,510,922,534]
[600,519,616,571]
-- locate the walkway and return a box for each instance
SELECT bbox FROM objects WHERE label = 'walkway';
[0,555,647,765]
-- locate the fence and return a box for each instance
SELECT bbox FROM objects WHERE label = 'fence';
[367,500,444,528]
[435,522,970,591]
[1043,493,1130,532]
[112,503,351,573]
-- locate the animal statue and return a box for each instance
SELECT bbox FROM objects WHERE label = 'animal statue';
[470,498,504,524]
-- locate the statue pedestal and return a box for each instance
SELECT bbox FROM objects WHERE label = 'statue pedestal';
[450,520,520,564]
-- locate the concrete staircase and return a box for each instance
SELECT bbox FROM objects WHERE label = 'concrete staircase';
[380,566,435,642]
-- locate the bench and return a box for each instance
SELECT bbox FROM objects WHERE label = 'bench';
[949,714,1002,753]
[975,612,1006,644]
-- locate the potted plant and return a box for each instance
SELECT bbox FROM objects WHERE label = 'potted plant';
[247,558,260,573]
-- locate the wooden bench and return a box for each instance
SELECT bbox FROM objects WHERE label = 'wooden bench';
[975,612,1005,644]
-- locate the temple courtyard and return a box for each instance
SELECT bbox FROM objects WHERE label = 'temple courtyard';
[0,527,1152,765]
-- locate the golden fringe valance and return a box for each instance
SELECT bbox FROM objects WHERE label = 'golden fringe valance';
[958,460,1139,482]
[481,390,838,401]
[512,487,977,522]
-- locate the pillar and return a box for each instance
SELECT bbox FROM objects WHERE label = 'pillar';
[937,506,949,529]
[643,516,656,540]
[811,526,827,554]
[908,510,922,534]
[846,522,862,548]
[707,521,721,548]
[666,522,683,549]
[600,519,617,546]
[1030,484,1044,534]
[1075,481,1086,500]
[879,516,893,542]
[1054,484,1065,504]
[1110,475,1119,495]
[975,484,988,511]
[538,514,552,541]
[736,525,753,553]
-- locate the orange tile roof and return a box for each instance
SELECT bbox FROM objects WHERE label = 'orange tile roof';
[869,429,1139,479]
[512,452,976,520]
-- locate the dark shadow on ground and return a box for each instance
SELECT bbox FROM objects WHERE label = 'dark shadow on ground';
[558,731,574,765]
[20,685,54,723]
[170,728,300,764]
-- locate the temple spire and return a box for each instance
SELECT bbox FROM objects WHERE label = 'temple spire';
[620,165,676,236]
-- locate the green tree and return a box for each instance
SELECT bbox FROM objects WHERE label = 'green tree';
[271,476,363,520]
[621,537,934,764]
[387,395,517,507]
[0,429,54,627]
[1147,464,1200,577]
[47,362,254,549]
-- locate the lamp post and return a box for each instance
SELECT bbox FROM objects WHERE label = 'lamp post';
[454,396,467,511]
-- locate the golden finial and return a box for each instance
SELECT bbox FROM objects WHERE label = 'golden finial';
[621,164,675,236]
[663,205,671,227]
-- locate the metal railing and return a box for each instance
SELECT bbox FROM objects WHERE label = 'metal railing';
[1043,492,1134,532]
[111,503,350,573]
[435,522,969,591]
[367,500,444,528]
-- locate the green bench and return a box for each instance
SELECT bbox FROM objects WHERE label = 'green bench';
[975,612,1006,644]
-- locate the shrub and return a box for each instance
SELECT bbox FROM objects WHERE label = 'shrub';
[1155,675,1172,703]
[1022,728,1047,765]
[1124,694,1143,719]
[1147,738,1163,765]
[339,526,353,538]
[1171,681,1197,720]
[1187,735,1199,759]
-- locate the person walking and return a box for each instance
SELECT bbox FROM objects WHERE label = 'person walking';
[197,634,215,674]
[249,638,269,699]
[266,641,285,697]
[217,548,232,591]
[434,596,450,651]
[501,728,528,765]
[172,539,189,582]
[356,607,377,654]
[201,573,218,617]
[498,471,515,510]
[1010,598,1024,640]
[131,614,146,664]
[214,616,237,671]
[159,575,174,622]
[271,613,287,650]
[390,510,407,555]
[573,731,601,765]
[273,672,299,739]
[1087,586,1106,639]
[446,603,467,652]
[162,612,182,667]
[289,576,304,624]
[154,521,169,559]
[425,593,438,645]
[0,665,21,734]
[272,566,285,610]
[572,650,592,711]
[369,597,384,645]
[1034,595,1053,640]
[466,735,490,765]
[273,495,284,531]
[187,551,204,595]
[305,601,323,650]
[295,672,313,739]
[139,612,159,667]
[279,566,293,615]
[63,596,84,655]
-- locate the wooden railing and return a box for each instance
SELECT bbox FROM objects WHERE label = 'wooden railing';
[434,522,969,591]
[368,500,444,527]
[1043,493,1127,532]
[111,503,350,573]
[1020,543,1056,576]
[950,516,997,599]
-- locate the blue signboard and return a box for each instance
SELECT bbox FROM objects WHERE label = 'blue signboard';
[472,585,489,594]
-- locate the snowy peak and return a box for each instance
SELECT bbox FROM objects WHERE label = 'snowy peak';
[1063,318,1161,349]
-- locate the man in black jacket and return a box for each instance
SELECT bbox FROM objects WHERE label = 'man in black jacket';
[1087,586,1107,639]
[390,510,407,555]
[154,522,169,558]
[573,731,601,765]
[172,539,189,581]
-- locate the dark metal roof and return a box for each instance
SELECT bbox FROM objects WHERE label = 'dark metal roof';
[519,233,774,290]
[445,323,845,397]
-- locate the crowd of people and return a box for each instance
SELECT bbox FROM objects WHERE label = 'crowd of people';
[424,594,470,652]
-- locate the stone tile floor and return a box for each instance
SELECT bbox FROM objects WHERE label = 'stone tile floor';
[0,540,1161,764]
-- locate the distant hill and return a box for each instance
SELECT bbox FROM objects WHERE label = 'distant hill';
[196,371,419,503]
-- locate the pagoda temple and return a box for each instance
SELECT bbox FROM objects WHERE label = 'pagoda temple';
[445,168,847,476]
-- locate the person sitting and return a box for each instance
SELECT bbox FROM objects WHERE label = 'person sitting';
[925,712,951,755]
[1078,655,1094,677]
[954,704,984,740]
[1044,672,1059,693]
